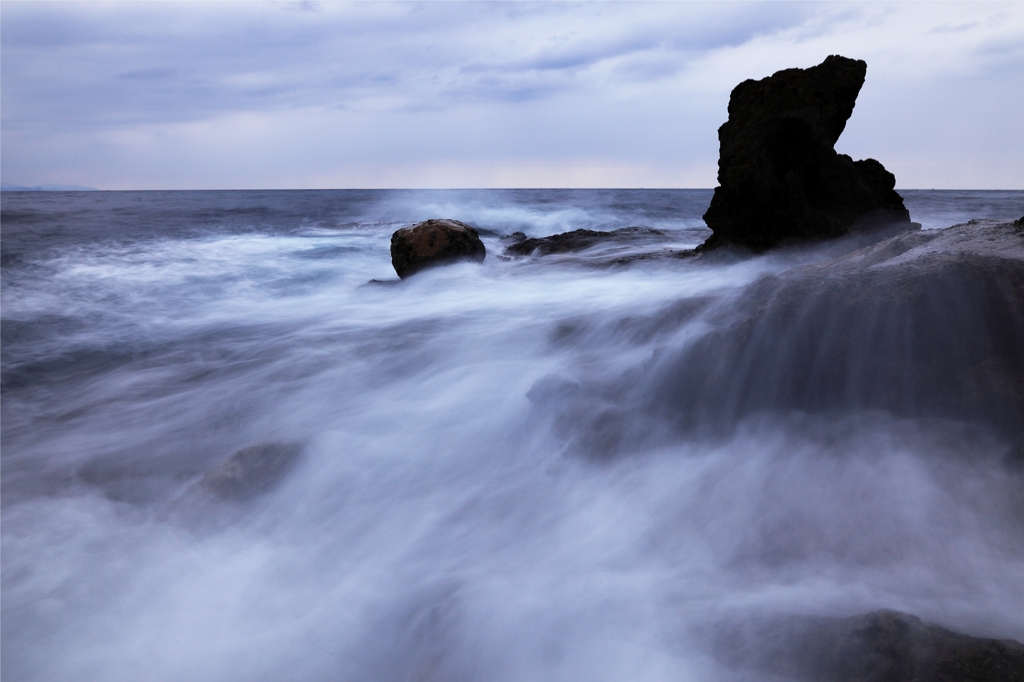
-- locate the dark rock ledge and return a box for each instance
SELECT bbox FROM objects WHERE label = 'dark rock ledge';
[525,219,1024,461]
[712,609,1024,682]
[503,227,668,257]
[652,218,1024,438]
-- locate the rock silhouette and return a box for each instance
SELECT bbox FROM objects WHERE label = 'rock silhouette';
[712,610,1024,682]
[504,227,667,257]
[702,55,912,251]
[390,219,486,278]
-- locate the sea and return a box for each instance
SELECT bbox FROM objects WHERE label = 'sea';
[2,188,1023,681]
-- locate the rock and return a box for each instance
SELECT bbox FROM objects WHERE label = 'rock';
[504,227,667,257]
[526,373,628,461]
[651,219,1024,436]
[390,219,485,278]
[526,374,582,405]
[702,55,912,252]
[712,609,1024,682]
[195,442,303,501]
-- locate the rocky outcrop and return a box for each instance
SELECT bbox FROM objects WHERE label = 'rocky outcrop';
[702,55,912,252]
[390,219,485,278]
[504,227,667,257]
[652,219,1024,436]
[712,610,1024,682]
[521,220,1024,461]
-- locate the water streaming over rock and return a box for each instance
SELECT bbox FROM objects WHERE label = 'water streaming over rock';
[2,189,1023,681]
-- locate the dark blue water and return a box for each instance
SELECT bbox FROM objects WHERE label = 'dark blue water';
[3,189,1019,262]
[2,189,1023,681]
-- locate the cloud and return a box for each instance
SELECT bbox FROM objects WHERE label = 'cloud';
[1,1,1022,189]
[1,2,813,127]
[116,68,179,81]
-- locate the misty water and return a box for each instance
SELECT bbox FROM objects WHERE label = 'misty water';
[2,189,1023,681]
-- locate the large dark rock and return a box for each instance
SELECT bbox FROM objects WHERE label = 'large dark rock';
[702,55,912,252]
[712,610,1024,682]
[390,219,486,278]
[652,219,1024,437]
[522,220,1024,461]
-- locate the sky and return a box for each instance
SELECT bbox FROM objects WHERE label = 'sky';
[2,1,1023,190]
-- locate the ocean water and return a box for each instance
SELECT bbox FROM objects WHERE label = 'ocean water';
[2,189,1023,681]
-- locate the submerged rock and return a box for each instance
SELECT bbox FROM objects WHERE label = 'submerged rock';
[504,227,667,257]
[712,609,1024,682]
[702,55,912,252]
[195,442,303,501]
[390,219,486,278]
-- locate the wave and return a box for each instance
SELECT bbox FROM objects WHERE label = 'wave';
[2,191,1023,681]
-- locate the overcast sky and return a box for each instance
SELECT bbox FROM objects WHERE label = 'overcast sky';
[2,1,1022,189]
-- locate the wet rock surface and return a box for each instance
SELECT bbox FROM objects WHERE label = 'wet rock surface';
[702,55,912,252]
[532,220,1024,461]
[653,219,1024,437]
[526,297,718,459]
[504,227,669,257]
[712,609,1024,682]
[194,442,303,501]
[390,218,485,278]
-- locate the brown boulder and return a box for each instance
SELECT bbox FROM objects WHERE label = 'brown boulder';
[390,219,486,278]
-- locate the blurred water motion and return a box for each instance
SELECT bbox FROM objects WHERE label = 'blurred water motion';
[2,189,1023,682]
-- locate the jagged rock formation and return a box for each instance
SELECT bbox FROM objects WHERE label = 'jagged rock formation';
[390,219,486,278]
[702,55,912,251]
[712,610,1024,682]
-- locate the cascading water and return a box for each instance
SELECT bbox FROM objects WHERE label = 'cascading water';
[2,189,1022,681]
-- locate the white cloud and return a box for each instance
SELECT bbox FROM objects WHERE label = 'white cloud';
[1,1,1021,189]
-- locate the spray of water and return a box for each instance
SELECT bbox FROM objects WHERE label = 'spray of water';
[2,191,1022,681]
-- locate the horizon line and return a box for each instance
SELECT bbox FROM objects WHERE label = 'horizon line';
[4,186,1023,193]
